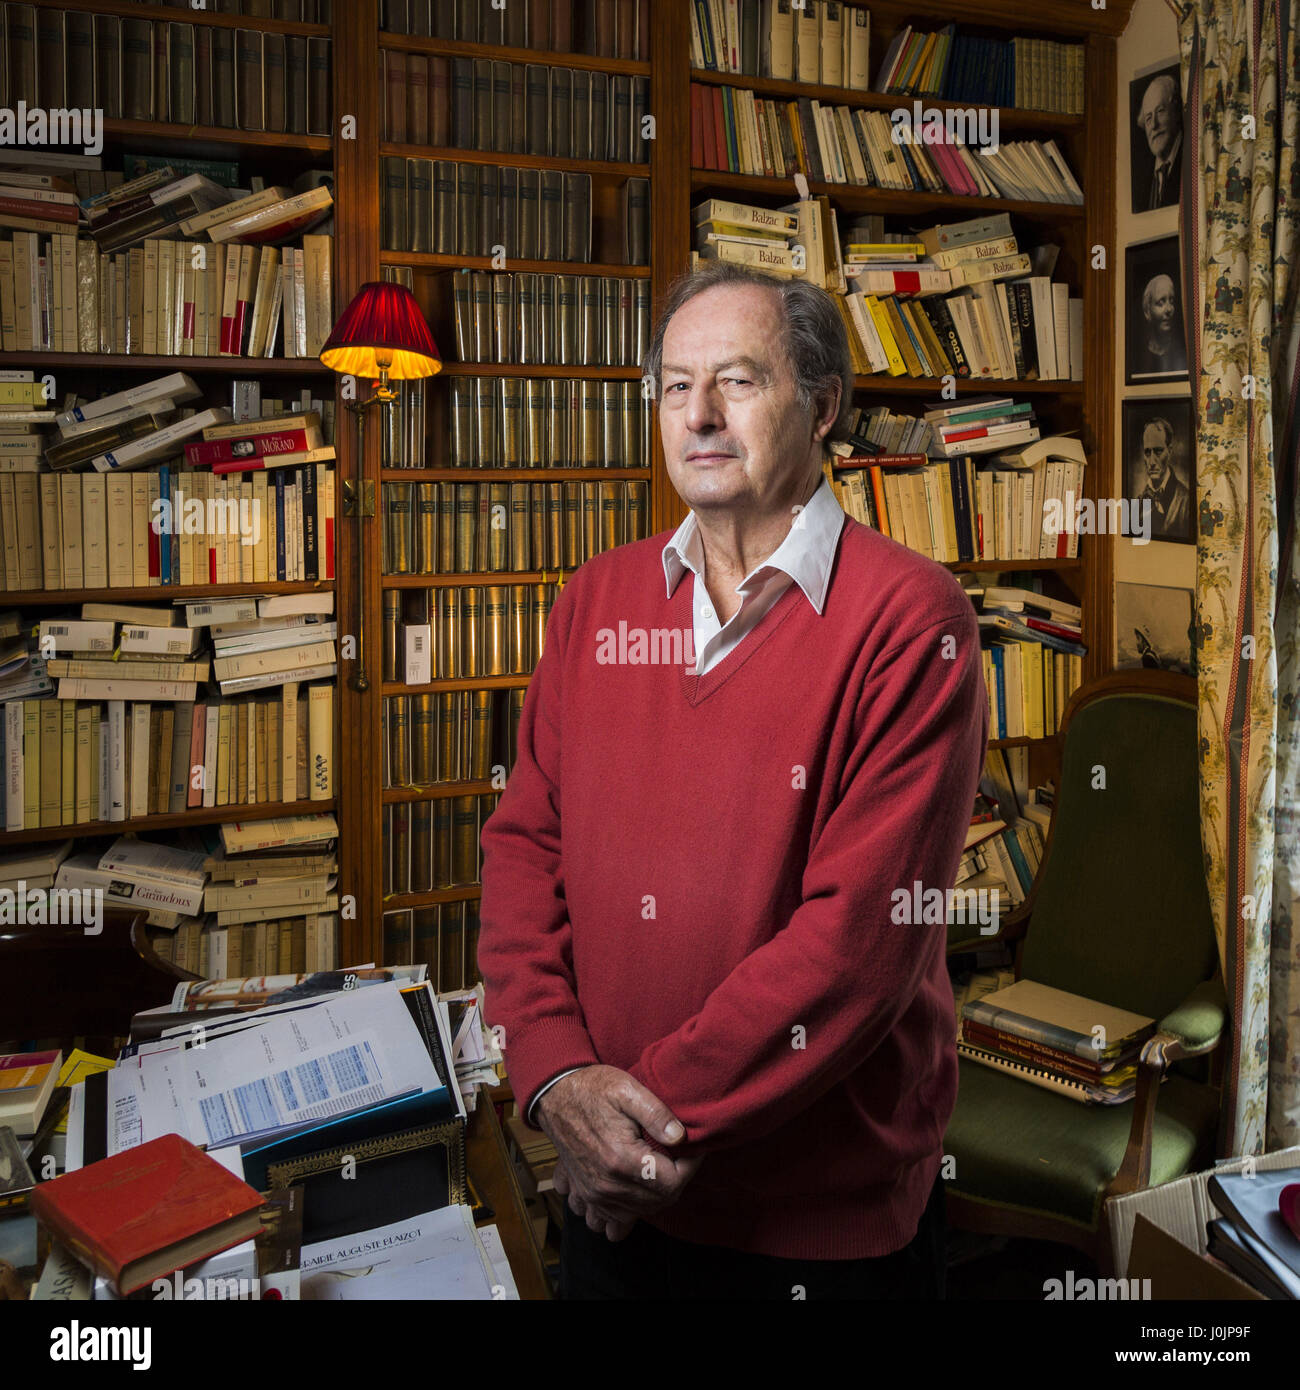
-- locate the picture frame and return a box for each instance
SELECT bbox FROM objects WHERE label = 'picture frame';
[1116,582,1195,674]
[1125,236,1189,385]
[1130,61,1183,214]
[1122,397,1195,545]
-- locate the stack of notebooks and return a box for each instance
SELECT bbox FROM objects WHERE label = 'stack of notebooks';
[1205,1169,1300,1300]
[958,979,1154,1104]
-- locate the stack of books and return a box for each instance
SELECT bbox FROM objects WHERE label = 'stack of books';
[971,584,1086,739]
[0,1048,64,1142]
[0,596,336,832]
[201,839,340,979]
[959,979,1153,1104]
[0,839,72,906]
[1,375,338,593]
[0,153,335,359]
[693,202,1083,383]
[1205,1169,1300,1300]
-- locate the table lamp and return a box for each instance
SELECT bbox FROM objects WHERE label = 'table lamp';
[320,281,441,692]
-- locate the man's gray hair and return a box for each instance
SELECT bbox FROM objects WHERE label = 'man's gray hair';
[641,262,854,442]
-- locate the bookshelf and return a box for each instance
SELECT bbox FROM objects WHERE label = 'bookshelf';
[1,0,1134,982]
[0,1,343,981]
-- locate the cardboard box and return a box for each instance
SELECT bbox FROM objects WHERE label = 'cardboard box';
[1107,1145,1300,1289]
[1128,1215,1265,1299]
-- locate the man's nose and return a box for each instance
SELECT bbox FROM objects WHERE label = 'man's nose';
[684,382,724,433]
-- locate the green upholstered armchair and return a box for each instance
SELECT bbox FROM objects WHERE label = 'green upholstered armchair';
[943,671,1228,1273]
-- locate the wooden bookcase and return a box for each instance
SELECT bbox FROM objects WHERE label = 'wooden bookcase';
[5,0,1133,973]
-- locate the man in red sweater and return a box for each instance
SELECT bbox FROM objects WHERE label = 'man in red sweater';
[479,262,988,1299]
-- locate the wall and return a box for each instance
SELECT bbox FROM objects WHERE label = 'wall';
[1112,0,1194,663]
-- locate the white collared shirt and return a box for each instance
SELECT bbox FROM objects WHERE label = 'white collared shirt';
[662,475,846,675]
[528,475,846,1122]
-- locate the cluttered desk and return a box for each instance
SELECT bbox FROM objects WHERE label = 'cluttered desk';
[0,911,551,1301]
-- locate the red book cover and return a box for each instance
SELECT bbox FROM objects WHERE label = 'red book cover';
[0,195,78,223]
[233,298,251,356]
[712,87,727,170]
[30,1133,264,1295]
[690,85,703,168]
[700,85,717,171]
[147,514,160,580]
[185,429,314,467]
[219,311,238,357]
[187,701,206,807]
[0,1049,60,1092]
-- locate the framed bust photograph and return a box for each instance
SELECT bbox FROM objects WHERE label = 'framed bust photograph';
[1125,236,1189,385]
[1122,397,1195,545]
[1130,60,1183,214]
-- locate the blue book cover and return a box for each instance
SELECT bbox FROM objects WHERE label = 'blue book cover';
[274,472,286,581]
[990,643,1007,738]
[158,463,171,586]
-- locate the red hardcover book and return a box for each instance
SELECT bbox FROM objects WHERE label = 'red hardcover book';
[184,429,316,467]
[700,84,717,171]
[690,85,703,168]
[187,701,206,807]
[712,87,728,169]
[0,195,79,223]
[30,1134,264,1295]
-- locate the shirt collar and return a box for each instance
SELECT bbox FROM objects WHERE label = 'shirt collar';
[661,475,845,613]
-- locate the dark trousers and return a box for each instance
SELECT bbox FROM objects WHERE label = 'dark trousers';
[559,1176,946,1300]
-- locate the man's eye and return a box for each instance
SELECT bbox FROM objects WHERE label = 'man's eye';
[725,378,751,387]
[666,382,688,393]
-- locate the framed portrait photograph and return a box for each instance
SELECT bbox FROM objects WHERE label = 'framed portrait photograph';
[1130,60,1183,213]
[1125,237,1189,385]
[1116,582,1194,674]
[1122,397,1195,545]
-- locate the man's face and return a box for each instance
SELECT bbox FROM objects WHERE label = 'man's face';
[1139,76,1180,161]
[659,283,830,515]
[1141,424,1172,488]
[1143,275,1177,341]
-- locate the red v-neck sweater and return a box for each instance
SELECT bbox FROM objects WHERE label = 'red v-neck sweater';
[478,518,988,1259]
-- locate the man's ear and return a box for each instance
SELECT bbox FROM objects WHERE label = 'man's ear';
[813,383,842,442]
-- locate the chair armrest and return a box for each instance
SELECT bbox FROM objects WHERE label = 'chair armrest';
[1105,975,1227,1199]
[1147,975,1228,1063]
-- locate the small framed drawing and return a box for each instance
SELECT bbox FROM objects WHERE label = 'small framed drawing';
[1126,237,1189,385]
[1116,582,1194,674]
[1122,397,1194,544]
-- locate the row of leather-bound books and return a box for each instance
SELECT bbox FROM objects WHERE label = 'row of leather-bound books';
[380,900,482,993]
[380,159,646,265]
[379,376,652,472]
[0,4,333,135]
[381,480,652,577]
[382,688,525,790]
[451,272,652,367]
[382,792,500,895]
[382,54,651,167]
[379,0,651,61]
[380,581,564,683]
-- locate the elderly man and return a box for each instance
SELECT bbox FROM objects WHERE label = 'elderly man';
[1136,72,1182,210]
[1136,416,1191,541]
[478,262,988,1300]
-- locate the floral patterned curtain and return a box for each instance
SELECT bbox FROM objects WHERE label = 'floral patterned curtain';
[1171,0,1300,1153]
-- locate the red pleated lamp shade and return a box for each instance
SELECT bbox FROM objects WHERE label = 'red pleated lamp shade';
[319,280,442,380]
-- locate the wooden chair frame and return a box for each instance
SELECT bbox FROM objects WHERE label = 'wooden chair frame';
[947,670,1225,1274]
